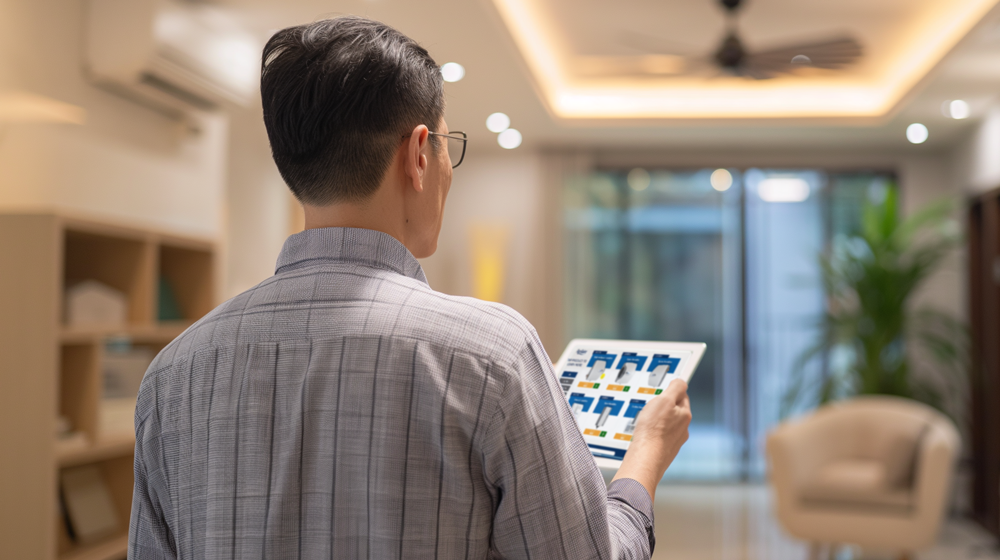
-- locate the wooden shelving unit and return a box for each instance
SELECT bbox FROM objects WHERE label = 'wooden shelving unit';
[56,435,138,469]
[0,213,216,560]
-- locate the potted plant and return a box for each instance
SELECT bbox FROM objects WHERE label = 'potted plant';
[783,187,967,419]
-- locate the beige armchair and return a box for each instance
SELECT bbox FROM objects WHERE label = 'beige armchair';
[766,396,960,560]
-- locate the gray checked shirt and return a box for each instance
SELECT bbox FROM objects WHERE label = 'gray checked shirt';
[130,227,655,559]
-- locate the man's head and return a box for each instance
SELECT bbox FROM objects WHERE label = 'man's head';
[262,16,445,204]
[261,17,451,257]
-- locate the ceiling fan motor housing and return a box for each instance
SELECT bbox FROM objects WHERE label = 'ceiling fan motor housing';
[715,33,746,69]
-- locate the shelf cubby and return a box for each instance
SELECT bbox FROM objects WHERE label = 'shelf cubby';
[58,334,177,463]
[56,454,134,560]
[158,242,214,323]
[63,229,154,327]
[59,344,101,442]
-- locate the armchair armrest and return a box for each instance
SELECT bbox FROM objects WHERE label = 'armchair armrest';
[910,420,960,545]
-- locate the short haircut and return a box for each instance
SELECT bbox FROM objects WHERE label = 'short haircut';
[261,17,444,205]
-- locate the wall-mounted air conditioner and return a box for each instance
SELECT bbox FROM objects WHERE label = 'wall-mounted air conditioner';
[85,0,260,116]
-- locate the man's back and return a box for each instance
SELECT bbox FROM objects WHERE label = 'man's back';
[130,227,654,559]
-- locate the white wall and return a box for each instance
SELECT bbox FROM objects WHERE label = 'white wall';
[0,0,227,239]
[224,106,291,298]
[952,105,1000,195]
[896,155,967,321]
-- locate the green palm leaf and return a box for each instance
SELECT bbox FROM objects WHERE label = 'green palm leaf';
[783,185,967,422]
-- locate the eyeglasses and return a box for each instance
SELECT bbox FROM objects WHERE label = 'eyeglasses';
[401,130,468,168]
[429,131,467,168]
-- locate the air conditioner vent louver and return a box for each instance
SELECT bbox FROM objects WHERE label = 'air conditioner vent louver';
[86,0,259,116]
[139,73,216,111]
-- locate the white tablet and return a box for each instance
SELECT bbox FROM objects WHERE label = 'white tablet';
[554,339,706,464]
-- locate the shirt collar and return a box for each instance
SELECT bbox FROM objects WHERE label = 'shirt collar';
[275,227,428,285]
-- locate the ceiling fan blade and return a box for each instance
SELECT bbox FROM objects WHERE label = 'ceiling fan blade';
[749,36,863,70]
[736,62,777,80]
[752,37,863,58]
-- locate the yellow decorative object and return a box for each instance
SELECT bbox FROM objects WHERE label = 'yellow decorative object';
[469,223,510,303]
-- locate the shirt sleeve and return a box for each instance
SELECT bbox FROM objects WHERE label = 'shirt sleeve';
[129,420,177,560]
[480,333,655,560]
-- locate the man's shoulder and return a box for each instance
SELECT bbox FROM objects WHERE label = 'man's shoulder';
[399,288,541,365]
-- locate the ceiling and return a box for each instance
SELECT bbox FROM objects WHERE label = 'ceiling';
[493,0,998,119]
[218,0,1000,154]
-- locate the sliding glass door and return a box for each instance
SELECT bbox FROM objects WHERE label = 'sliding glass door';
[564,167,894,480]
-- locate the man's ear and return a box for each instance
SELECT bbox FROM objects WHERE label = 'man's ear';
[405,124,430,193]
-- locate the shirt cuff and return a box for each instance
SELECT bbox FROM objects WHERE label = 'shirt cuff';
[607,477,656,553]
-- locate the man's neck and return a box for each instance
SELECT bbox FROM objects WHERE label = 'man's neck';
[302,182,407,247]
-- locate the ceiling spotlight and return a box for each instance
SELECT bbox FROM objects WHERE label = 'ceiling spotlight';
[628,168,651,191]
[791,55,812,65]
[906,123,929,144]
[440,62,465,83]
[710,169,733,191]
[759,177,810,203]
[949,99,970,120]
[486,112,510,133]
[497,128,522,149]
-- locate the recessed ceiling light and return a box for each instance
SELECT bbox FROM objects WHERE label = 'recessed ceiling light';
[759,177,810,203]
[486,112,510,133]
[627,168,650,191]
[497,128,522,149]
[949,99,970,119]
[906,123,929,144]
[441,62,465,83]
[710,169,733,191]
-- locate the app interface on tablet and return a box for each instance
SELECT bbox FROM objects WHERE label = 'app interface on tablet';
[558,345,696,461]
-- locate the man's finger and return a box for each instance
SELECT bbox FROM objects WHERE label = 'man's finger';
[664,378,688,402]
[678,394,691,412]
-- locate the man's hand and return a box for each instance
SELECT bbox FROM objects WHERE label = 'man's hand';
[612,379,692,500]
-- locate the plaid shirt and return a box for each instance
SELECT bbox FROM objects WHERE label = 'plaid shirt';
[130,227,655,559]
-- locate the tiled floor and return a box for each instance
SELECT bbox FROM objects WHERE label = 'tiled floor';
[645,484,999,560]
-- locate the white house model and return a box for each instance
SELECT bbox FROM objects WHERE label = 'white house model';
[65,280,127,328]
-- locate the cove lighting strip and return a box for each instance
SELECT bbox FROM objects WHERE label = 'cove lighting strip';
[489,0,1000,120]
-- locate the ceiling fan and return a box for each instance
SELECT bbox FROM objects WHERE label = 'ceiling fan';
[619,0,864,79]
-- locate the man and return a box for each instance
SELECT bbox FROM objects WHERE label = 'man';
[130,16,691,559]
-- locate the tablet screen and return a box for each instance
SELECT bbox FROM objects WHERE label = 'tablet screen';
[554,339,706,461]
